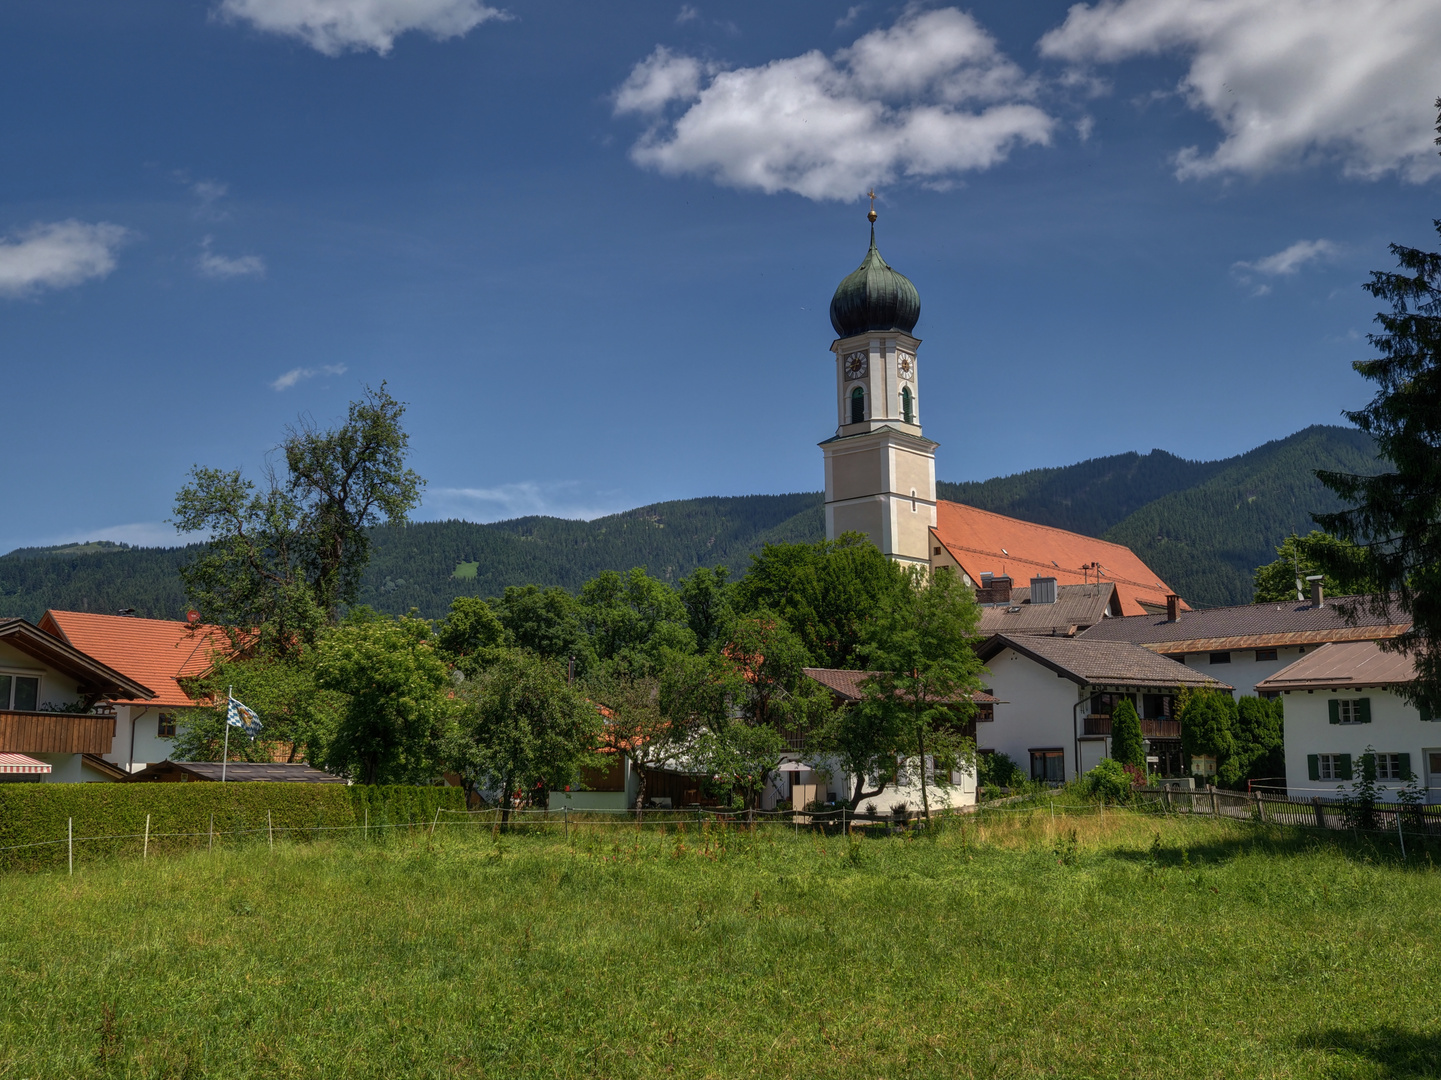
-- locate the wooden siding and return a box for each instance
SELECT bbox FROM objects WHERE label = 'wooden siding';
[0,711,115,754]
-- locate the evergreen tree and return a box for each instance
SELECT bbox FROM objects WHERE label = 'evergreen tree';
[1179,690,1236,783]
[1109,698,1144,768]
[1313,98,1441,711]
[1253,532,1373,603]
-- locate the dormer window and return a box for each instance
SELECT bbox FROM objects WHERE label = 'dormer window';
[901,386,914,424]
[850,386,865,424]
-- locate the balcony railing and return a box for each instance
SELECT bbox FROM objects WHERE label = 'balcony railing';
[1083,716,1181,739]
[0,711,116,755]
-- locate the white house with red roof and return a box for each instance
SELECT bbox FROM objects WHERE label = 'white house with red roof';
[38,610,235,774]
[0,617,154,781]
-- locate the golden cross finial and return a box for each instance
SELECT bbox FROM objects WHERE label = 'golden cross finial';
[867,189,877,223]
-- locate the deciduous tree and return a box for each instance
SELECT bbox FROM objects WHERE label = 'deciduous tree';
[315,614,453,785]
[1253,532,1373,603]
[859,567,984,823]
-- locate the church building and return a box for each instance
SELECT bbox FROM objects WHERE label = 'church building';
[820,208,1183,617]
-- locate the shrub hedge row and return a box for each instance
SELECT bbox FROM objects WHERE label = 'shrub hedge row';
[0,782,466,871]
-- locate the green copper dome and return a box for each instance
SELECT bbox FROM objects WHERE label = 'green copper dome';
[829,225,920,338]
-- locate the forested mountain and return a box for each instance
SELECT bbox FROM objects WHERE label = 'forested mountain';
[0,425,1381,621]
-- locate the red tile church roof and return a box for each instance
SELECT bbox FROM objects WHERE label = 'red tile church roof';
[932,501,1185,617]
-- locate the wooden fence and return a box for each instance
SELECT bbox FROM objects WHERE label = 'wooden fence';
[1134,786,1441,836]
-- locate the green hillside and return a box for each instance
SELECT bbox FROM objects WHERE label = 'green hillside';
[0,425,1382,621]
[1101,426,1382,607]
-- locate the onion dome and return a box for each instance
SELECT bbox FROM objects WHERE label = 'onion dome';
[829,221,920,338]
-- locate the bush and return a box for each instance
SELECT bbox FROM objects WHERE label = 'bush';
[1083,759,1132,804]
[0,783,465,872]
[978,751,1023,788]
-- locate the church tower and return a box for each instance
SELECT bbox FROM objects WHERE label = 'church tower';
[821,204,937,568]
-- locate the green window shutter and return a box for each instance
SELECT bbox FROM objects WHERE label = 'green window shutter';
[1307,754,1320,781]
[1360,753,1375,782]
[1328,699,1340,724]
[1338,754,1353,781]
[1357,698,1372,723]
[1399,753,1412,781]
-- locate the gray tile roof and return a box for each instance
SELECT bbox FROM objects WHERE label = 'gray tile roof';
[1076,595,1407,652]
[128,761,346,783]
[977,583,1115,637]
[1255,640,1418,691]
[978,634,1233,691]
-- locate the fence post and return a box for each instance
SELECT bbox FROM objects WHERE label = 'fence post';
[364,807,368,842]
[68,817,73,876]
[208,813,214,853]
[1254,792,1266,823]
[841,804,846,838]
[268,810,273,851]
[1099,796,1104,819]
[1163,787,1172,813]
[565,807,570,844]
[1312,796,1326,829]
[1397,807,1407,860]
[1210,785,1219,817]
[429,807,442,836]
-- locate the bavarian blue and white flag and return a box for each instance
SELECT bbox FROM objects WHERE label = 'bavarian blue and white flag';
[226,694,262,738]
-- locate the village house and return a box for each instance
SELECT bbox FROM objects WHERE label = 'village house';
[1077,581,1408,698]
[1255,640,1440,802]
[974,633,1231,781]
[38,610,235,774]
[0,618,155,782]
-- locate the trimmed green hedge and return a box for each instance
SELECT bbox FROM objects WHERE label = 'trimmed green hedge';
[0,783,466,872]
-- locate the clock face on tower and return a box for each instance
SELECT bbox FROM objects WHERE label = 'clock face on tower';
[897,352,915,381]
[843,351,868,380]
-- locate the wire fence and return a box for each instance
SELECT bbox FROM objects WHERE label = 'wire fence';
[12,786,1441,875]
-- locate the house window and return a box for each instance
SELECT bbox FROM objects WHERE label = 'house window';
[850,387,865,424]
[1329,698,1371,725]
[0,674,39,711]
[1255,648,1278,662]
[1209,652,1231,664]
[976,703,995,722]
[1375,753,1406,781]
[900,386,914,424]
[158,713,177,738]
[1319,753,1346,781]
[1030,749,1065,782]
[1090,692,1132,717]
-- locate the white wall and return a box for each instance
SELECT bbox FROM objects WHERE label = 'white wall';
[105,704,180,772]
[1182,645,1310,698]
[0,641,84,711]
[1282,688,1441,802]
[764,755,977,813]
[980,647,1088,781]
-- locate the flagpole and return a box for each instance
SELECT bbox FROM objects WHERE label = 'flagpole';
[222,686,231,784]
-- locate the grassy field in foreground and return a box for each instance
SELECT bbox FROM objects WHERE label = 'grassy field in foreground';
[1,808,1438,1079]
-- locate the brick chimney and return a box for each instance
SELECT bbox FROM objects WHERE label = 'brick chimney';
[1166,594,1180,622]
[976,574,1012,605]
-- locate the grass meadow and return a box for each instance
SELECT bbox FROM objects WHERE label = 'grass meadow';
[1,805,1438,1079]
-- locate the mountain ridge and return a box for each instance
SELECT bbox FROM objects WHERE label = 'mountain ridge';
[0,424,1380,620]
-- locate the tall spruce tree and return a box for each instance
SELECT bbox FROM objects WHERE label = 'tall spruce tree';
[1312,99,1441,712]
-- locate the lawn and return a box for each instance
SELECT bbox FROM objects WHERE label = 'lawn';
[1,806,1437,1079]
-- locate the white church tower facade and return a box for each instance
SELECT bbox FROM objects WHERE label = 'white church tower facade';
[820,208,937,568]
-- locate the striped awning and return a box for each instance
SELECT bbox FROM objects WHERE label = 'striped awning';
[0,753,51,774]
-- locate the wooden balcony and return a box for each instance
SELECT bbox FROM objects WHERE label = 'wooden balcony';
[1084,716,1181,739]
[0,711,115,755]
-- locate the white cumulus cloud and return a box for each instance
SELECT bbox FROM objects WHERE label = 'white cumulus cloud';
[613,7,1054,200]
[197,236,266,279]
[0,220,130,299]
[1039,0,1441,182]
[271,363,348,391]
[218,0,509,56]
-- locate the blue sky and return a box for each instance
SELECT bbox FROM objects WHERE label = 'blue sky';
[2,0,1439,553]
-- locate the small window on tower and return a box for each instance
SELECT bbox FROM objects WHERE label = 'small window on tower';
[901,386,914,424]
[850,386,865,424]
